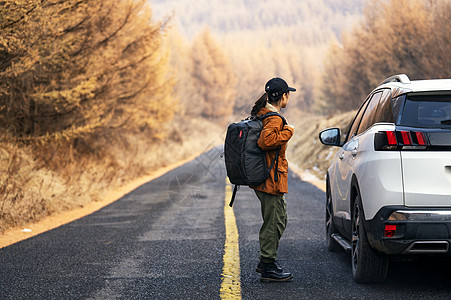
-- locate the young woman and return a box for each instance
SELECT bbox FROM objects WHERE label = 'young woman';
[251,77,295,282]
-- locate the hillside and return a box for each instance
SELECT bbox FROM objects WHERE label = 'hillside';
[151,0,364,45]
[288,110,356,181]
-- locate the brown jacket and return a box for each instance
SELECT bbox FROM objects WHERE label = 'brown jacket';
[251,107,294,195]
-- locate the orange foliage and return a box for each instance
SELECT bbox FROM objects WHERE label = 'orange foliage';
[153,0,365,115]
[190,29,236,119]
[164,27,236,120]
[320,0,451,113]
[0,0,174,145]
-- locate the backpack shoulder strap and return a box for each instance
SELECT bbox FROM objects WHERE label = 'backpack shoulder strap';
[259,112,287,125]
[229,184,239,207]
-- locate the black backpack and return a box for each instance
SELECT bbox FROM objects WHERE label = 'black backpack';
[224,112,287,207]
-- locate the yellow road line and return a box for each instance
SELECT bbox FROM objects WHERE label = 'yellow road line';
[220,179,241,300]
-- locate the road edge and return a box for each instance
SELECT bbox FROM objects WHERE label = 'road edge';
[290,162,326,192]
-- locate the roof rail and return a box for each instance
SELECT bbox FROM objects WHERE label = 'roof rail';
[380,74,411,85]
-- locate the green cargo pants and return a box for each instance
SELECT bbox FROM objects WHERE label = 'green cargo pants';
[254,190,287,263]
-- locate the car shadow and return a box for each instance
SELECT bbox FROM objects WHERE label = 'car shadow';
[334,250,451,288]
[386,256,451,286]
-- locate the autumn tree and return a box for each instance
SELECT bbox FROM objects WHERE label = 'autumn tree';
[189,29,236,119]
[224,40,309,116]
[319,0,451,113]
[0,0,174,147]
[162,26,192,118]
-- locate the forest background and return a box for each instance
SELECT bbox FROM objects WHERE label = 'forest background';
[0,0,450,233]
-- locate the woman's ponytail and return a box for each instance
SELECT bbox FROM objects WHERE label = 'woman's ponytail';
[250,93,268,115]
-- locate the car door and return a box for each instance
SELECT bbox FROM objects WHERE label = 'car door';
[334,92,383,235]
[331,98,370,233]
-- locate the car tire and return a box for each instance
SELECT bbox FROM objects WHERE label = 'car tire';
[351,193,388,283]
[326,180,341,252]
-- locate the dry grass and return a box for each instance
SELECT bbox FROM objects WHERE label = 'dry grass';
[0,117,224,233]
[288,110,356,180]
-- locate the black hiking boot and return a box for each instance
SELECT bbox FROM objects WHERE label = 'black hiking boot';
[256,261,264,273]
[260,261,293,282]
[256,260,283,273]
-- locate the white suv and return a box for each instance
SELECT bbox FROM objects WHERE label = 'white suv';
[319,74,451,283]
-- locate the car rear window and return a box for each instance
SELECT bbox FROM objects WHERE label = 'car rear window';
[399,94,451,128]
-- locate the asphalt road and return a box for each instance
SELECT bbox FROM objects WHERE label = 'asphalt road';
[1,147,451,299]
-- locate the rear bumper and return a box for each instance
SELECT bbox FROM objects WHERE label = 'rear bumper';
[365,206,451,255]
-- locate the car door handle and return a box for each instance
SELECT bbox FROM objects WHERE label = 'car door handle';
[339,153,345,160]
[351,149,357,157]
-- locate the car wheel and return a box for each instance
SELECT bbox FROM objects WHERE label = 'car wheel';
[326,180,341,252]
[351,193,388,283]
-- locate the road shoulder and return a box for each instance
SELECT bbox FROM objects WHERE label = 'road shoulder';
[290,162,326,192]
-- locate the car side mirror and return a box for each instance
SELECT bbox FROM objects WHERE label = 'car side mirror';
[319,128,341,146]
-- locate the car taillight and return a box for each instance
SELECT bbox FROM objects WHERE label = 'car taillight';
[415,132,427,146]
[401,131,412,145]
[375,130,429,151]
[384,224,397,238]
[386,131,397,146]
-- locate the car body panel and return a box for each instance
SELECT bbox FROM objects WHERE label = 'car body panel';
[329,124,404,222]
[402,151,451,207]
[356,127,404,220]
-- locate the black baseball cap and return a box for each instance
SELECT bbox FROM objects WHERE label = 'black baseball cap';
[265,77,296,97]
